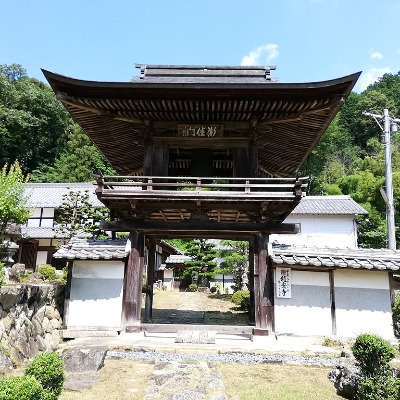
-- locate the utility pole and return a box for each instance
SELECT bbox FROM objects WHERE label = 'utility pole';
[363,109,400,250]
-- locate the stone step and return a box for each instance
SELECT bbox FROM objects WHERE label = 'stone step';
[175,330,216,344]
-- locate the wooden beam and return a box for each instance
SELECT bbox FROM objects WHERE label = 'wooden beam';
[100,220,300,234]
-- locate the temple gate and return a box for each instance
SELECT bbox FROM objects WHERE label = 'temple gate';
[44,65,360,335]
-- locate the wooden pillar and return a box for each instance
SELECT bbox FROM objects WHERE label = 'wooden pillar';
[329,270,337,335]
[232,148,249,178]
[62,261,73,328]
[248,238,255,324]
[249,132,258,178]
[144,237,156,323]
[124,231,144,331]
[253,232,274,335]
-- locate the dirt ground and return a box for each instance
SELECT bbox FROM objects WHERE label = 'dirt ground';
[142,290,250,325]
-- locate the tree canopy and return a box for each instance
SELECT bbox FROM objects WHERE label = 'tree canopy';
[301,72,400,248]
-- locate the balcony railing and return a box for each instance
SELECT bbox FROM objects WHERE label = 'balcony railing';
[95,176,308,200]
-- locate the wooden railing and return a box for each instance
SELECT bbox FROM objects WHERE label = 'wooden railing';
[95,175,308,198]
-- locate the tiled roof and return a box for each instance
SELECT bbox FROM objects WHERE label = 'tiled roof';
[165,254,192,264]
[291,196,367,215]
[53,237,128,260]
[133,64,278,84]
[21,226,55,239]
[271,247,400,271]
[24,183,103,208]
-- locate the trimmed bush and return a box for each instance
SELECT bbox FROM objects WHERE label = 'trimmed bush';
[231,290,250,310]
[0,375,44,400]
[25,352,64,398]
[356,376,399,400]
[37,264,57,281]
[187,283,198,292]
[351,334,396,378]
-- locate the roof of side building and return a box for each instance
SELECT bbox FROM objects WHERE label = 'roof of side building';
[291,195,367,215]
[24,182,103,208]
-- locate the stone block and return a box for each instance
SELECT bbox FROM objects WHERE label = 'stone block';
[328,364,361,399]
[8,264,25,280]
[175,330,216,344]
[0,350,13,371]
[63,347,107,372]
[0,286,22,311]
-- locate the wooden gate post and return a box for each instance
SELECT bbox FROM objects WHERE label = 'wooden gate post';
[144,237,156,322]
[253,232,274,335]
[124,231,144,332]
[248,238,255,324]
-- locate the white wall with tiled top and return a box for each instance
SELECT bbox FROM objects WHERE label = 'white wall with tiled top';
[271,214,358,249]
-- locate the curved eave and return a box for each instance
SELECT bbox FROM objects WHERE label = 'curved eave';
[42,69,360,97]
[42,69,361,176]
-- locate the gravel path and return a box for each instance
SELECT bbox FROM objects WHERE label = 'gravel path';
[107,348,339,367]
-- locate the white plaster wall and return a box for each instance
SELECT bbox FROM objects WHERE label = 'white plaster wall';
[271,215,358,249]
[36,251,48,266]
[212,274,234,294]
[274,270,332,336]
[164,270,173,290]
[38,239,51,247]
[68,261,124,329]
[30,208,41,218]
[334,270,394,339]
[42,207,54,218]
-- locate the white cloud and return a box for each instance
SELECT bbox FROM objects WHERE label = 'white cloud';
[358,67,392,91]
[241,44,279,66]
[371,51,383,60]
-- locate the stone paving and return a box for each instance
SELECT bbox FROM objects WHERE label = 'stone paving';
[145,359,228,400]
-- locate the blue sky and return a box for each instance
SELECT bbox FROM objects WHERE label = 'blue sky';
[1,0,399,92]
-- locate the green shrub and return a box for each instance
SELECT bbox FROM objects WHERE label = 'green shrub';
[188,283,198,292]
[0,375,44,400]
[356,376,399,400]
[37,265,57,282]
[392,292,400,337]
[161,285,167,291]
[231,290,250,310]
[25,352,64,398]
[351,334,396,378]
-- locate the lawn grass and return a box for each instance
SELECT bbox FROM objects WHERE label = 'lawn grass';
[59,359,154,400]
[220,363,342,400]
[59,358,341,400]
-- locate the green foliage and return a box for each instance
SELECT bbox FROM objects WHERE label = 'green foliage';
[0,375,45,400]
[183,239,217,280]
[351,333,396,378]
[187,283,198,292]
[24,352,64,398]
[217,240,249,292]
[231,290,250,310]
[356,376,399,400]
[392,292,400,338]
[53,190,109,239]
[37,264,57,281]
[0,161,30,233]
[31,124,115,182]
[0,64,71,174]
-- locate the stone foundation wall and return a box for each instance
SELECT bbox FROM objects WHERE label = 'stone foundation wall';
[0,284,65,367]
